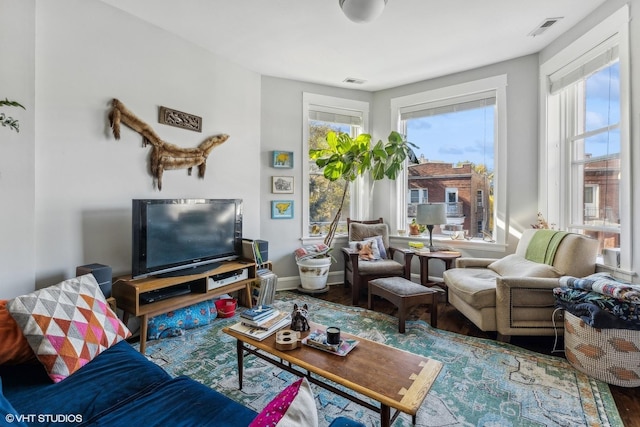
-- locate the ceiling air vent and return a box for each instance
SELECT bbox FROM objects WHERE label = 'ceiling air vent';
[343,77,366,85]
[528,17,563,37]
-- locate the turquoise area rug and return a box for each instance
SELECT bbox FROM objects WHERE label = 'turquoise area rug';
[138,291,623,427]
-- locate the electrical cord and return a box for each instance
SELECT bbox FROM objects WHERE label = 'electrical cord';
[551,308,565,354]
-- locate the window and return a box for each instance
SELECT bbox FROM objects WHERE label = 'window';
[404,97,494,238]
[541,6,630,272]
[554,60,621,260]
[410,189,428,204]
[391,75,507,244]
[302,94,369,239]
[476,190,484,208]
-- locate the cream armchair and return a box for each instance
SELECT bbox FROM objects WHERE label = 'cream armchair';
[443,229,598,341]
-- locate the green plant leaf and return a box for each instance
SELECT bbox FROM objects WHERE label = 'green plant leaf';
[388,131,403,143]
[0,98,26,109]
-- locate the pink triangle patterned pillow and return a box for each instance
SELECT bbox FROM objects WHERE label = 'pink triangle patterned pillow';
[7,274,131,383]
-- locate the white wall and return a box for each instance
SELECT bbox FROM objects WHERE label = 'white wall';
[0,0,36,298]
[260,77,372,279]
[1,0,262,297]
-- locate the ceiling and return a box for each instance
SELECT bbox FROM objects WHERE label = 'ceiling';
[100,0,607,91]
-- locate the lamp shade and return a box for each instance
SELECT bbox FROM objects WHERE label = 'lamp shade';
[416,203,446,225]
[339,0,387,23]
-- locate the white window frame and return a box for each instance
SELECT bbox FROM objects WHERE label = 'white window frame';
[302,93,370,240]
[409,189,428,204]
[539,5,631,276]
[390,75,508,249]
[476,190,484,208]
[583,184,599,219]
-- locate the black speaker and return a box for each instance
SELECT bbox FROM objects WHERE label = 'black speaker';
[242,239,268,264]
[76,263,113,298]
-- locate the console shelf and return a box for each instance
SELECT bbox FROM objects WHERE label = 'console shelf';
[113,259,256,354]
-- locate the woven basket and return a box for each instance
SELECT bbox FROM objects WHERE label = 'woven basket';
[564,311,640,387]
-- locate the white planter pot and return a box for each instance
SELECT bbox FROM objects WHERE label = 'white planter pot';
[296,257,332,290]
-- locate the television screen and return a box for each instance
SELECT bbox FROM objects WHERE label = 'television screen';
[132,199,243,279]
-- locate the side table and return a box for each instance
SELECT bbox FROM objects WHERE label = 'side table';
[414,251,461,300]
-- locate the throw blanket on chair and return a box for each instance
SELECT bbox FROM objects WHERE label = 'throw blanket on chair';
[525,230,568,265]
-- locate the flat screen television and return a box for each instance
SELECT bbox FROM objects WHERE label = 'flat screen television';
[132,199,243,279]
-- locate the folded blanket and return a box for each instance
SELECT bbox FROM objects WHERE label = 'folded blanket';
[525,230,568,265]
[559,272,640,304]
[555,299,640,330]
[294,244,330,262]
[553,287,640,326]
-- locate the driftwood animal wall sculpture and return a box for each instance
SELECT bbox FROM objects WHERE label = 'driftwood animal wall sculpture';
[108,98,229,190]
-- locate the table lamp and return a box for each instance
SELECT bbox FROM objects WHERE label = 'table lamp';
[416,203,447,251]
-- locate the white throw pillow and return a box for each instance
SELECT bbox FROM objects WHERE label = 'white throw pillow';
[488,254,563,278]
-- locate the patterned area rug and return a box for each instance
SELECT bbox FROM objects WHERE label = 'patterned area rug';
[138,291,623,427]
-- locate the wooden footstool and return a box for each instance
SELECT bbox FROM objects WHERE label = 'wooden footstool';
[368,277,439,333]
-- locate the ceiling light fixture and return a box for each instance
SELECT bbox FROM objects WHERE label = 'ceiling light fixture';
[339,0,388,24]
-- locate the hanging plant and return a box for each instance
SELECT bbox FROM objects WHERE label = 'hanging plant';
[1,98,26,133]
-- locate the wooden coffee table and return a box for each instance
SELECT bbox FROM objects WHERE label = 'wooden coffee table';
[224,322,442,427]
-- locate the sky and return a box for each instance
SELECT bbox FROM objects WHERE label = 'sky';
[407,106,495,172]
[405,61,619,169]
[584,62,620,158]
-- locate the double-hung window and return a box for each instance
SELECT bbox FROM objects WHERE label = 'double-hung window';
[302,93,369,239]
[541,6,630,272]
[390,76,507,245]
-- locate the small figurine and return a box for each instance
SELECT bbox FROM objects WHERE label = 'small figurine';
[532,212,550,229]
[290,303,310,332]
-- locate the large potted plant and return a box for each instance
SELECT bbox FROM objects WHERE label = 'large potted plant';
[295,130,416,290]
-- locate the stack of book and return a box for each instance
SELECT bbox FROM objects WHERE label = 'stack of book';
[229,305,290,341]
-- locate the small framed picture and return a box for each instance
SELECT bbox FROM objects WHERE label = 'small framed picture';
[272,176,294,194]
[271,200,294,219]
[272,150,293,168]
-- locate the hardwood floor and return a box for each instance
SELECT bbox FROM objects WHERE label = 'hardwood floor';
[307,284,640,427]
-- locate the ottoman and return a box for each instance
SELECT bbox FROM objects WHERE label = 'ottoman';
[368,277,439,333]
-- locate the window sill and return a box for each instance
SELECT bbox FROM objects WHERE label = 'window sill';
[390,235,507,253]
[302,234,507,253]
[595,263,636,282]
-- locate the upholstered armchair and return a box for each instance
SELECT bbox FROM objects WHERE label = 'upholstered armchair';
[342,219,414,305]
[443,229,599,341]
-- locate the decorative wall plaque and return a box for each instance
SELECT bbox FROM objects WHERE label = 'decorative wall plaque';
[158,106,202,132]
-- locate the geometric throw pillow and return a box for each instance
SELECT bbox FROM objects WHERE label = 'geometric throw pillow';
[6,274,131,383]
[249,377,318,427]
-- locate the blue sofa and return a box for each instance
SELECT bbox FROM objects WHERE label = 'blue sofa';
[1,341,363,427]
